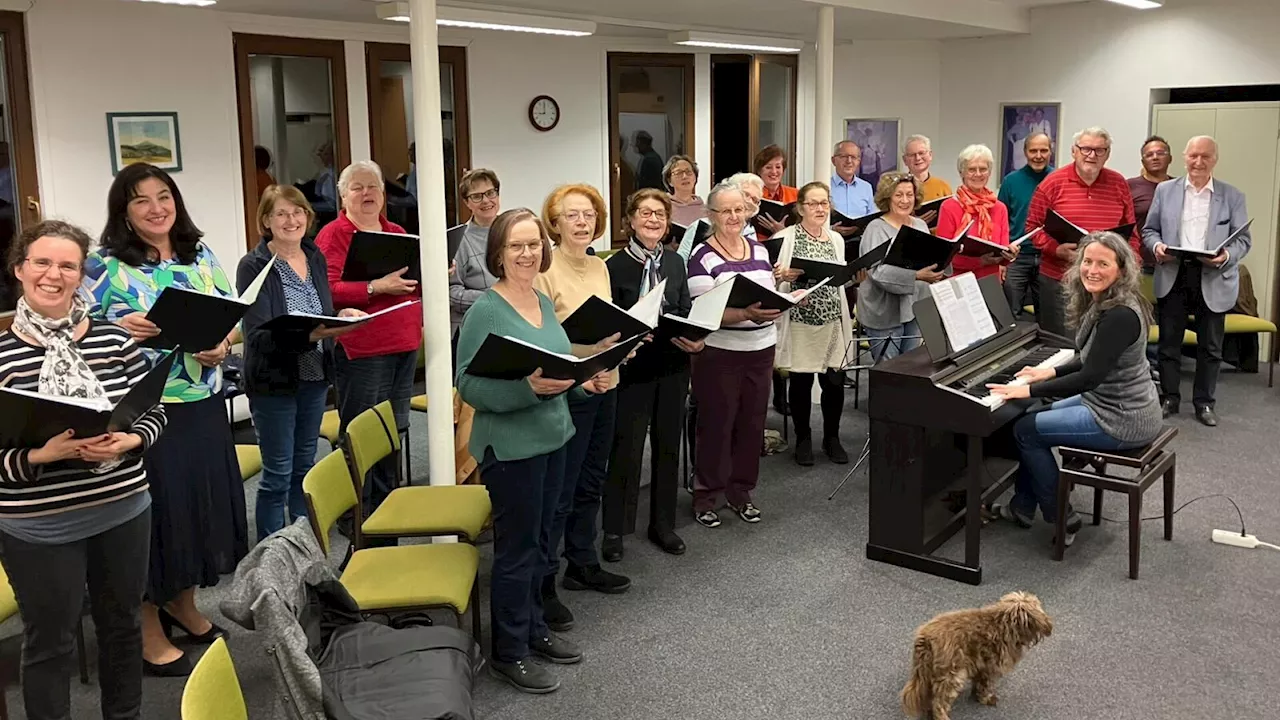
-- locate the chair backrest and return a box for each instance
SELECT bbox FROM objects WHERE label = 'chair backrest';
[345,400,399,485]
[0,564,18,621]
[302,449,358,555]
[181,638,247,720]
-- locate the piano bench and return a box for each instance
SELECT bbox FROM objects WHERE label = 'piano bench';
[1053,426,1179,580]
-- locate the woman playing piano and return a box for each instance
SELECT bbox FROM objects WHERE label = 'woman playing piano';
[987,231,1161,547]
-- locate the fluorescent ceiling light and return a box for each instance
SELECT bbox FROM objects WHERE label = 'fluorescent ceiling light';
[377,3,595,36]
[125,0,217,6]
[668,31,803,53]
[1101,0,1163,8]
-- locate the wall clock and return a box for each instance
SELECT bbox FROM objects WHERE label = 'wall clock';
[529,95,560,132]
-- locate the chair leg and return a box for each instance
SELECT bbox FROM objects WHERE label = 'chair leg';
[1163,460,1176,541]
[1127,489,1142,580]
[402,431,411,487]
[1092,487,1104,526]
[1053,473,1071,561]
[76,617,89,684]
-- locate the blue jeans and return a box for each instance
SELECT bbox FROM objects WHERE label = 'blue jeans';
[1010,396,1144,521]
[866,320,921,363]
[249,381,329,541]
[548,389,617,575]
[482,445,566,663]
[334,347,417,517]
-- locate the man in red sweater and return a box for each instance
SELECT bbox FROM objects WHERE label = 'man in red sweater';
[1025,126,1139,337]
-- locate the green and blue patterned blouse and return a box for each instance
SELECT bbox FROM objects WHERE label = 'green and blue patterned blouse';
[82,243,234,404]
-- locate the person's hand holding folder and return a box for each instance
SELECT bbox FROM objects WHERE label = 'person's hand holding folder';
[371,267,419,297]
[1198,248,1229,269]
[527,367,575,397]
[671,336,705,354]
[309,308,369,342]
[731,302,783,325]
[118,312,160,342]
[772,263,803,284]
[28,429,105,465]
[193,334,234,369]
[76,431,143,463]
[915,264,946,284]
[1055,243,1078,263]
[582,371,611,395]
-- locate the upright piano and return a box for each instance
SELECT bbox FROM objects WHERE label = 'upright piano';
[866,275,1075,584]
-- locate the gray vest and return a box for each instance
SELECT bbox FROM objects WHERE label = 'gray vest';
[1075,298,1161,444]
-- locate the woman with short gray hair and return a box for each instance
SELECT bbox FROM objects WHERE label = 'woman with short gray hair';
[317,160,422,520]
[987,231,1160,547]
[937,143,1015,281]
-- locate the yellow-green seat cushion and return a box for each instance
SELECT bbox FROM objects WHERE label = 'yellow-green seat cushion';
[341,543,478,614]
[235,445,262,482]
[362,485,492,541]
[1148,326,1197,345]
[410,394,428,413]
[0,572,18,620]
[1224,314,1277,334]
[1023,305,1035,316]
[319,410,342,446]
[596,249,617,261]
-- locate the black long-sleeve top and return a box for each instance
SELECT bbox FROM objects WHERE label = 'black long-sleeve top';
[606,246,693,385]
[1030,306,1140,398]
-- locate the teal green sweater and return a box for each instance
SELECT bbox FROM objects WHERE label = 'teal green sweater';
[455,289,580,462]
[997,164,1051,256]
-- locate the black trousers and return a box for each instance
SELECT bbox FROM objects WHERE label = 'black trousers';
[1158,260,1226,408]
[603,369,689,537]
[787,369,845,441]
[0,507,151,720]
[1037,274,1067,338]
[1004,254,1040,321]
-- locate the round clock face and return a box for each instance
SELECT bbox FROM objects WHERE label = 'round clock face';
[530,95,559,131]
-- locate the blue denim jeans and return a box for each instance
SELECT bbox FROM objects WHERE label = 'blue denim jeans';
[1010,396,1145,521]
[866,319,921,363]
[249,381,329,541]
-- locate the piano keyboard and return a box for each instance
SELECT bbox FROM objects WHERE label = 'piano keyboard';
[942,346,1076,410]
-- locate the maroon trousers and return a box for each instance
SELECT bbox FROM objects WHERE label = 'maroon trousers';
[690,345,775,513]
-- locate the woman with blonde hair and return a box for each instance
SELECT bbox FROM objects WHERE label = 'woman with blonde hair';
[535,183,630,632]
[773,181,854,465]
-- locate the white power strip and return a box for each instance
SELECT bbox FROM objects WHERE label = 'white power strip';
[1212,529,1280,551]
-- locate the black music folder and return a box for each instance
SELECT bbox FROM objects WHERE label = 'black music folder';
[831,208,887,238]
[882,225,962,271]
[0,351,177,448]
[789,256,858,287]
[143,256,276,352]
[848,241,891,274]
[758,199,796,226]
[340,230,422,283]
[1164,219,1253,258]
[668,219,712,249]
[958,235,1009,257]
[259,300,420,334]
[465,333,646,387]
[446,224,467,262]
[1044,210,1134,246]
[916,197,947,227]
[723,273,831,311]
[559,296,655,346]
[655,280,728,342]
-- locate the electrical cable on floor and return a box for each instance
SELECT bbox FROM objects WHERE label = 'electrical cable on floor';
[1078,493,1246,535]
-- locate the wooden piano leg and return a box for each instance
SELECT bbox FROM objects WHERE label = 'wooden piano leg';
[964,434,982,571]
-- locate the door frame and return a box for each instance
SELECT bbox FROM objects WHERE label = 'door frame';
[607,52,696,246]
[0,11,39,330]
[232,34,351,250]
[365,42,472,223]
[749,53,799,183]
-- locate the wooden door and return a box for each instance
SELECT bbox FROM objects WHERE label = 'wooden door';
[0,11,40,329]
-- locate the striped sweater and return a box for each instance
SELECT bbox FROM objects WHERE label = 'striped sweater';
[1027,164,1140,281]
[0,321,166,518]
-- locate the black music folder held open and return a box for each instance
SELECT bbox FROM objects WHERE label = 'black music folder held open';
[446,224,467,262]
[465,332,646,387]
[1164,219,1253,258]
[559,296,656,346]
[340,230,423,283]
[1044,210,1135,246]
[788,256,858,287]
[143,256,277,352]
[259,300,421,335]
[882,225,963,271]
[667,219,712,250]
[0,351,177,448]
[831,208,886,236]
[758,199,796,226]
[723,273,831,312]
[916,197,947,227]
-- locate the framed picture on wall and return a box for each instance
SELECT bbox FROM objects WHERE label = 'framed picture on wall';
[998,103,1059,178]
[844,118,899,191]
[106,112,182,175]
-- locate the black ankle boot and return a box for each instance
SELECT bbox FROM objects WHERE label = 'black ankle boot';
[823,437,849,464]
[540,575,574,631]
[794,433,814,466]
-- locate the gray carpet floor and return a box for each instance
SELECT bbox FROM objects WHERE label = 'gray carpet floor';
[4,363,1279,719]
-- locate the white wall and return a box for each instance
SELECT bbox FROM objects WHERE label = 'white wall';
[937,0,1280,183]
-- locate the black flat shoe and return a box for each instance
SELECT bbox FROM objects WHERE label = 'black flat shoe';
[647,527,686,555]
[143,653,192,678]
[1195,405,1218,427]
[601,533,623,563]
[1161,397,1178,418]
[159,608,227,645]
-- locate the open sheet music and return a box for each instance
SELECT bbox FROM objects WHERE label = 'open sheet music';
[929,273,998,354]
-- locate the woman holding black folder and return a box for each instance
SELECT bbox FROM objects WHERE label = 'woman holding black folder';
[601,189,703,561]
[937,144,1016,281]
[82,163,246,676]
[773,182,854,466]
[0,220,167,719]
[455,208,608,693]
[857,173,948,362]
[238,185,364,541]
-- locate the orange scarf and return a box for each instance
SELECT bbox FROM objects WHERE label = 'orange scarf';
[955,185,996,241]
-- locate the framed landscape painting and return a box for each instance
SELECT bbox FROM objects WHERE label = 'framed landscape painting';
[107,112,182,174]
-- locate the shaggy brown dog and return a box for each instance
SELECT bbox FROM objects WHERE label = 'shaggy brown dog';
[900,592,1053,719]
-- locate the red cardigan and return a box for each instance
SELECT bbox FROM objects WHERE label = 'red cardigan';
[316,211,423,360]
[936,196,1010,280]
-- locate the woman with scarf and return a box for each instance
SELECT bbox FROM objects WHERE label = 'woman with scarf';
[601,190,703,562]
[0,221,167,719]
[937,144,1016,281]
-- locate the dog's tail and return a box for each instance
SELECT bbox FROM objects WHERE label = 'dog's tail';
[900,636,932,717]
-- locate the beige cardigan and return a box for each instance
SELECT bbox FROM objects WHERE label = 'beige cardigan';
[773,224,855,371]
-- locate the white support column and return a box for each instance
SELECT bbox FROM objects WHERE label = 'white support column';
[813,4,835,183]
[408,0,456,489]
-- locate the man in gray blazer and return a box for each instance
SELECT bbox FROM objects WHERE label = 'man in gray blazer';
[1142,136,1251,427]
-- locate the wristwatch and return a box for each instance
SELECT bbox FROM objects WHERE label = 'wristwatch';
[366,281,375,297]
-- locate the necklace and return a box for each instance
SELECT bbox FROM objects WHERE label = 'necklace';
[712,233,747,261]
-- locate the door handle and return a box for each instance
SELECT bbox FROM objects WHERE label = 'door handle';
[26,196,41,220]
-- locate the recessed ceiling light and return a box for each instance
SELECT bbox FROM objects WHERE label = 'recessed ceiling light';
[377,3,595,36]
[1101,0,1163,9]
[668,30,803,53]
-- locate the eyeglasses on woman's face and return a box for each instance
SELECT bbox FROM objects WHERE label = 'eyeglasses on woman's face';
[801,200,830,209]
[634,208,668,221]
[562,210,597,223]
[24,257,82,276]
[465,188,499,204]
[272,208,308,222]
[712,206,747,217]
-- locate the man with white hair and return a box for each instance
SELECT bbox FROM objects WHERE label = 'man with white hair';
[1024,126,1139,336]
[902,134,952,203]
[1143,135,1251,427]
